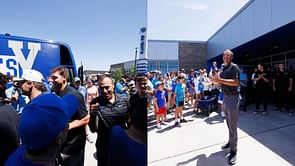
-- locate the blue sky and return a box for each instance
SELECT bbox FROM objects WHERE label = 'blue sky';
[0,0,146,71]
[0,0,249,71]
[148,0,249,41]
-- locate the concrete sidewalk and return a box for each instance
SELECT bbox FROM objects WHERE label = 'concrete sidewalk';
[148,104,295,166]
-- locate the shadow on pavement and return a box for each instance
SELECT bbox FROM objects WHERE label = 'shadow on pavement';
[237,104,295,164]
[156,124,179,133]
[176,150,228,166]
[204,112,225,125]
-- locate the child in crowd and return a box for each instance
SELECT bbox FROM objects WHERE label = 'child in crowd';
[173,74,187,126]
[153,81,166,129]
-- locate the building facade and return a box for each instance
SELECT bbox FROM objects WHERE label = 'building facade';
[207,0,295,70]
[111,0,295,74]
[147,40,207,74]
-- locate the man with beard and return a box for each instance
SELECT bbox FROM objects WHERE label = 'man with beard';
[50,66,89,166]
[18,69,47,101]
[89,74,129,166]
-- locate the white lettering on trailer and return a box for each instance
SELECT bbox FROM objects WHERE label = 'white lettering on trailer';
[0,55,19,77]
[8,40,41,71]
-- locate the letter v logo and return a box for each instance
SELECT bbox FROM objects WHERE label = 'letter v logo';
[8,40,41,70]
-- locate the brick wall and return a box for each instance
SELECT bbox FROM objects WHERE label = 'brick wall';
[178,42,207,72]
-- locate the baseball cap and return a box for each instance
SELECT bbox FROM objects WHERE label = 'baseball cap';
[74,77,81,82]
[155,81,164,88]
[19,93,78,150]
[177,74,185,79]
[21,69,44,83]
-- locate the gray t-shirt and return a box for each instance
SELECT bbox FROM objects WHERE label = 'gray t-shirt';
[220,63,240,95]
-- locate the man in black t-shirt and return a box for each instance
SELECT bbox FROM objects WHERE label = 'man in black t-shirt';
[108,75,148,166]
[50,66,89,166]
[253,64,270,115]
[272,63,293,115]
[129,74,148,133]
[211,49,240,165]
[89,75,129,166]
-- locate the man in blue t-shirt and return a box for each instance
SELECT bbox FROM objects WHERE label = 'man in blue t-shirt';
[115,78,128,96]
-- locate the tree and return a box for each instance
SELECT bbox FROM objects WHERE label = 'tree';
[112,69,124,82]
[128,64,136,77]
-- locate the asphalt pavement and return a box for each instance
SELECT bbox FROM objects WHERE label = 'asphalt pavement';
[148,104,295,166]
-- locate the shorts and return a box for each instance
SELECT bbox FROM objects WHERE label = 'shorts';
[188,88,195,95]
[176,101,184,107]
[157,107,166,115]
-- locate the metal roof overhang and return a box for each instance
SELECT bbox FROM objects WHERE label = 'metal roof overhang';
[210,21,295,65]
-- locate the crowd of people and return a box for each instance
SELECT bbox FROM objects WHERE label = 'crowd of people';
[146,59,294,123]
[1,48,294,165]
[0,66,148,166]
[147,49,294,165]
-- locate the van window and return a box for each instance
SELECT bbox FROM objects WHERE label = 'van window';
[60,45,73,65]
[67,67,75,83]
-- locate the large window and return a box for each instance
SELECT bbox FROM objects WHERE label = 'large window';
[147,60,179,73]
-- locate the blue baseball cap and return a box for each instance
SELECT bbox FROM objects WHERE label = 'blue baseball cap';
[19,93,78,150]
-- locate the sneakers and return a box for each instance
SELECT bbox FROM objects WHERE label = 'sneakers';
[221,143,230,150]
[253,111,258,115]
[227,151,237,165]
[164,117,168,122]
[161,121,167,125]
[174,121,180,126]
[289,112,293,116]
[86,135,94,144]
[156,123,161,129]
[180,118,188,123]
[262,111,266,115]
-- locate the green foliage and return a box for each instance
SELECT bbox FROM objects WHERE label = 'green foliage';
[112,69,124,82]
[128,64,136,77]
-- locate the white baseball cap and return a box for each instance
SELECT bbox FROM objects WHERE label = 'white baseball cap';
[74,77,81,82]
[21,69,44,83]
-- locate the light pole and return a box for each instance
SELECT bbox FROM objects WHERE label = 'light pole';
[134,47,138,74]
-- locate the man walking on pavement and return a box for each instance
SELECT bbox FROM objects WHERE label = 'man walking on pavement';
[211,49,240,165]
[50,66,89,166]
